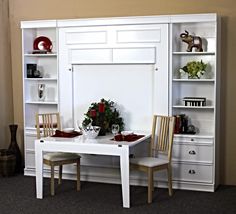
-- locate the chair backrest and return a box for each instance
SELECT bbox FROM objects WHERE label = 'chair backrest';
[150,115,175,161]
[36,113,61,139]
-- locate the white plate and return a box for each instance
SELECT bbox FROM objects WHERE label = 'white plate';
[121,131,134,136]
[63,128,74,133]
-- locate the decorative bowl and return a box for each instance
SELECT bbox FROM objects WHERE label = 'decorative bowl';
[83,125,101,139]
[121,131,133,136]
[63,128,74,133]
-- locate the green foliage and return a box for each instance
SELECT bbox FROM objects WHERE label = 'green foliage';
[82,98,125,133]
[180,60,207,78]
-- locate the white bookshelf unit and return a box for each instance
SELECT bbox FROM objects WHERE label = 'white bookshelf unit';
[21,21,59,173]
[169,14,220,191]
[21,14,220,192]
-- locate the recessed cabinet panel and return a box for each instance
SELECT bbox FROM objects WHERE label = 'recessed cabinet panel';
[116,29,161,43]
[65,31,107,45]
[69,48,112,64]
[113,48,156,63]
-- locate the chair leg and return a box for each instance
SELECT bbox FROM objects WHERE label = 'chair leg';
[167,165,173,196]
[148,168,153,203]
[50,164,55,196]
[58,165,62,185]
[76,159,80,191]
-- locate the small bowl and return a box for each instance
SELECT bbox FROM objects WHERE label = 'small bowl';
[63,128,74,133]
[83,126,101,139]
[121,131,133,136]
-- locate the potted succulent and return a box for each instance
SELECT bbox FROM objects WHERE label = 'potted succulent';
[179,60,207,79]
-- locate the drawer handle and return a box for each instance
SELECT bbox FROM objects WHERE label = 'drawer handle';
[190,138,194,142]
[189,150,196,155]
[188,169,196,174]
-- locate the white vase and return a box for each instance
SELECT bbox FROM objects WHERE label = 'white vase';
[38,84,46,101]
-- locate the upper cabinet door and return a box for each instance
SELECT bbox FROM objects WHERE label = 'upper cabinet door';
[58,24,168,65]
[58,23,169,128]
[114,24,162,44]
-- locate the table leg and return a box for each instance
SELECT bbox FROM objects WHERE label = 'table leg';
[120,146,130,208]
[35,145,43,199]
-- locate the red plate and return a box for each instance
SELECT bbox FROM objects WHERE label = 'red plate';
[33,36,53,52]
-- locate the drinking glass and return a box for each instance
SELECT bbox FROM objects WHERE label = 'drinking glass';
[111,124,119,136]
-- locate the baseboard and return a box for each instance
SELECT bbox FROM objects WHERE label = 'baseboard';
[24,166,216,192]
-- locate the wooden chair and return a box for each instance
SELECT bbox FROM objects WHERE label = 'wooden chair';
[130,115,175,203]
[36,112,81,196]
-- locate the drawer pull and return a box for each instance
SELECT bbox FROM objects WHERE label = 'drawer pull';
[191,138,194,141]
[188,169,196,174]
[189,150,196,155]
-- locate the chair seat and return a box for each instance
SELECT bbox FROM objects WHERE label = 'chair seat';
[43,152,80,161]
[130,157,169,167]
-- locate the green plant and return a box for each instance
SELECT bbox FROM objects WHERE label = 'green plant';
[180,60,207,79]
[82,98,124,133]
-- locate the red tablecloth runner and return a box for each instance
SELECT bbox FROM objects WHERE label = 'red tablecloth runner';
[112,134,145,142]
[52,130,82,138]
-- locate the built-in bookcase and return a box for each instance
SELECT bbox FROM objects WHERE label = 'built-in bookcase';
[21,14,220,192]
[21,21,59,172]
[169,14,220,191]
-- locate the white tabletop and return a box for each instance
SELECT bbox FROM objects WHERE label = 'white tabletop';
[41,132,150,147]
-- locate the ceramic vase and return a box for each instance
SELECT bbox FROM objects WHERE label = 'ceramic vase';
[8,124,22,173]
[38,84,46,101]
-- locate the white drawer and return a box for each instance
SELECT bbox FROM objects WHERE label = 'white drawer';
[25,151,50,170]
[173,163,213,183]
[174,135,214,145]
[113,47,156,63]
[172,144,213,163]
[25,135,37,151]
[25,151,35,168]
[69,48,112,64]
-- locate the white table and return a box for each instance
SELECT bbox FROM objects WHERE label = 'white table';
[35,133,150,208]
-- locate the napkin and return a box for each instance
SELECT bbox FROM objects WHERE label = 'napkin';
[113,134,145,142]
[52,130,82,138]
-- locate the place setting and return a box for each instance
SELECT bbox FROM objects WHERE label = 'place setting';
[111,124,145,142]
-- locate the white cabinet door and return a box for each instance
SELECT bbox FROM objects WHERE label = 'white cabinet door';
[69,48,112,64]
[112,47,156,63]
[58,28,74,128]
[59,24,169,129]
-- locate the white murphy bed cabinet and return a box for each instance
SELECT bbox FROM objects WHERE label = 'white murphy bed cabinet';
[21,13,220,192]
